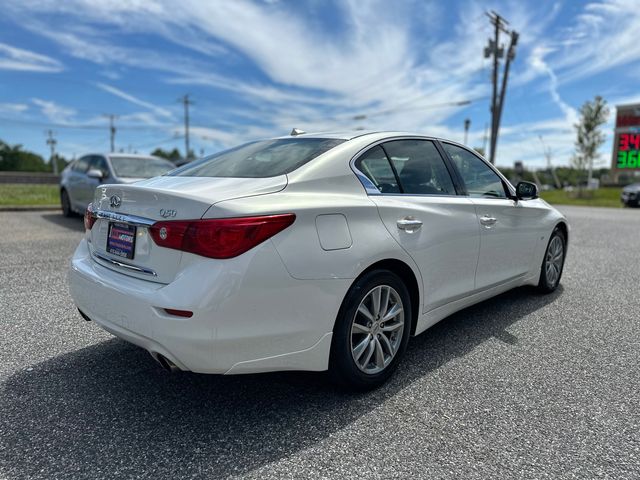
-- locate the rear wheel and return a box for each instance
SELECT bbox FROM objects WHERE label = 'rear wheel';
[538,227,566,293]
[61,189,73,217]
[330,270,411,390]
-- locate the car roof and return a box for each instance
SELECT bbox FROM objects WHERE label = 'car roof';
[274,130,440,141]
[78,153,164,160]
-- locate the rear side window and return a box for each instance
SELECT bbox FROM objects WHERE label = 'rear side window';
[171,138,345,178]
[383,140,456,195]
[356,146,400,193]
[442,143,507,198]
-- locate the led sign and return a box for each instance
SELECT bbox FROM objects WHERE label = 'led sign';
[617,133,640,169]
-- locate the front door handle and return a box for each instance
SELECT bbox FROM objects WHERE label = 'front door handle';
[479,215,497,226]
[397,217,423,233]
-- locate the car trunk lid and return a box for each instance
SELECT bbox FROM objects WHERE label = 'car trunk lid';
[88,175,287,283]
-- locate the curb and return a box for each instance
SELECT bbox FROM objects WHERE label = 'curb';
[0,205,61,212]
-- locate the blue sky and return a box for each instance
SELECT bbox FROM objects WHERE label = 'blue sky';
[1,0,639,168]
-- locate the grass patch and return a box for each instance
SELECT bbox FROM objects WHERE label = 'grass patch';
[0,183,59,206]
[540,187,622,208]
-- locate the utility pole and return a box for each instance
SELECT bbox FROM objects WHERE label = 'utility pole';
[46,130,58,175]
[103,114,118,152]
[539,135,561,189]
[464,118,471,145]
[482,122,489,155]
[179,94,193,161]
[484,11,518,164]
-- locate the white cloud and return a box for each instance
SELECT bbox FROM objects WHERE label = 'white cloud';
[549,0,640,83]
[0,103,29,114]
[0,42,62,72]
[4,0,638,168]
[31,98,76,124]
[96,82,173,118]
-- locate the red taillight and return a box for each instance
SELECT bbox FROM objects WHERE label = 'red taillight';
[84,203,97,230]
[149,214,295,259]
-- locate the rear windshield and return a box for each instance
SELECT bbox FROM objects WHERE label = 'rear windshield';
[110,157,175,178]
[170,138,346,178]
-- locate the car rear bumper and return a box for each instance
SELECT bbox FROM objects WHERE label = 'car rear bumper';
[69,239,350,374]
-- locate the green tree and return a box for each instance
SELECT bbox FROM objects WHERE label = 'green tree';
[151,147,183,162]
[0,140,50,172]
[572,96,609,193]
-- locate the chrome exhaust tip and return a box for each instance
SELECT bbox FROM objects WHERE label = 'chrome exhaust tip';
[152,353,180,373]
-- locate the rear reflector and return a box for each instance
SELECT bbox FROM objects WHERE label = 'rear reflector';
[149,214,295,259]
[84,203,97,230]
[163,308,193,318]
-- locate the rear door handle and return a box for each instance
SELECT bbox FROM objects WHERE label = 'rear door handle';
[479,215,497,226]
[397,217,423,233]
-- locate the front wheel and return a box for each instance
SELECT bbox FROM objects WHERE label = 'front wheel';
[538,227,566,293]
[330,270,411,390]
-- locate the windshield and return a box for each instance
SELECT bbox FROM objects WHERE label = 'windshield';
[110,157,175,178]
[170,138,346,178]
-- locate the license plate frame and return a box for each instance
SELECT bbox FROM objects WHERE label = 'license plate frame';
[106,222,137,260]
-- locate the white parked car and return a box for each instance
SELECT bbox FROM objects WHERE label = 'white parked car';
[59,153,175,217]
[69,132,568,389]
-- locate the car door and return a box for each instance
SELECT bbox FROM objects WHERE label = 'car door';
[357,139,481,312]
[441,142,545,289]
[66,156,90,211]
[80,155,109,206]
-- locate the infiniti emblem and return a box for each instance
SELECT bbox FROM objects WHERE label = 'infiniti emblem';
[110,195,121,208]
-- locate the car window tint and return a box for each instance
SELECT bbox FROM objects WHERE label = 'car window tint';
[383,140,455,195]
[73,156,89,173]
[443,143,507,198]
[355,146,401,193]
[89,156,109,176]
[171,138,345,178]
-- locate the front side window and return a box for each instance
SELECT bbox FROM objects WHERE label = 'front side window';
[355,146,400,193]
[89,156,109,177]
[171,138,345,178]
[383,140,456,195]
[73,156,89,173]
[442,143,507,198]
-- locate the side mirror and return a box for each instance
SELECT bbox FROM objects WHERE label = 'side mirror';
[516,181,538,200]
[86,169,105,181]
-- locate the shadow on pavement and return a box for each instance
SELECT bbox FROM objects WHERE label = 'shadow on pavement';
[1,285,563,479]
[41,212,85,232]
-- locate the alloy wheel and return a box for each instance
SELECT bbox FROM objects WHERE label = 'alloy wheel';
[545,235,564,286]
[350,285,405,374]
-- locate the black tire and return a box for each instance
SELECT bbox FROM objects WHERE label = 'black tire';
[537,227,566,293]
[329,269,412,390]
[61,189,74,217]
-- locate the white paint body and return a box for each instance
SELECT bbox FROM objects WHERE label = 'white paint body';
[69,132,568,374]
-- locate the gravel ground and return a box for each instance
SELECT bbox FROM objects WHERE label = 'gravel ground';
[1,207,639,479]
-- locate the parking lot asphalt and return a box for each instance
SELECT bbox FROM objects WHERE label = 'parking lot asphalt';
[1,207,639,480]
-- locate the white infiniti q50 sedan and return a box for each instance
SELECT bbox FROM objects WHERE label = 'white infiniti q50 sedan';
[69,131,568,389]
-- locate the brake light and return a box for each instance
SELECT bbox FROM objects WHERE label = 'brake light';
[149,214,295,259]
[84,203,97,230]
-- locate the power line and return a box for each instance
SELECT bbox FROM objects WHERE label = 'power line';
[0,116,165,131]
